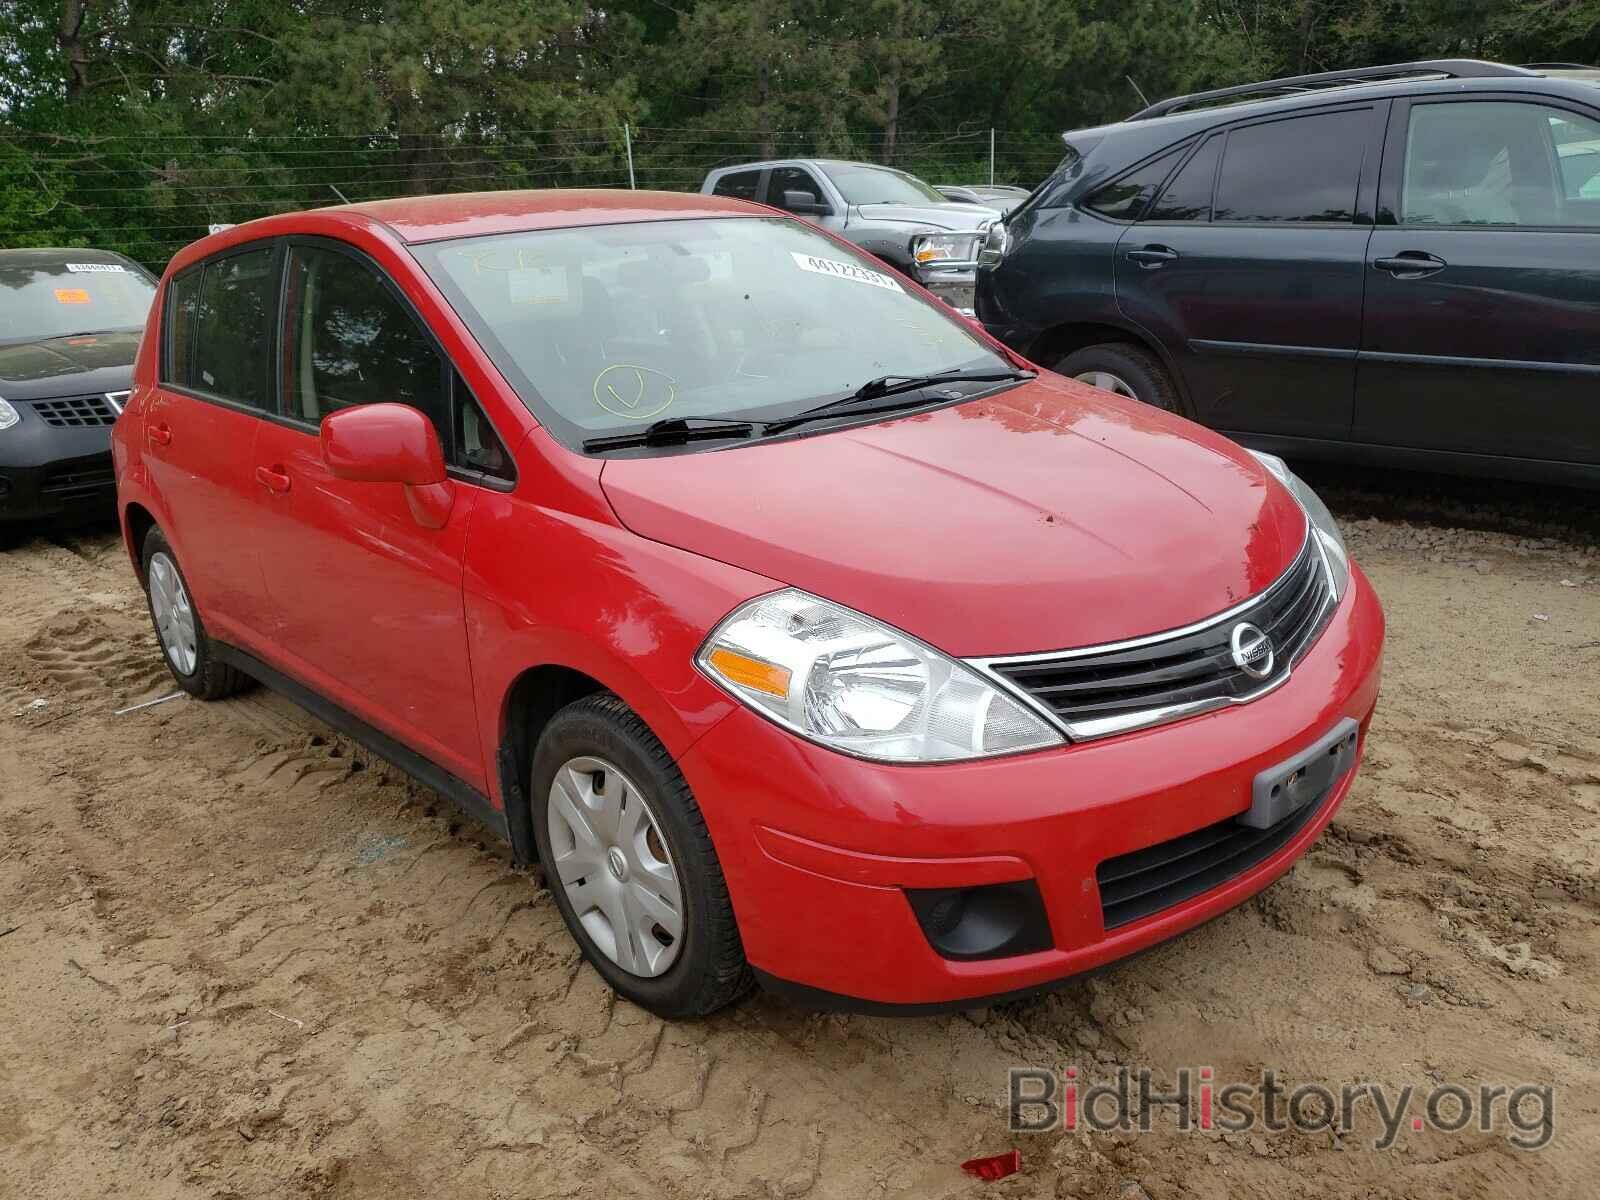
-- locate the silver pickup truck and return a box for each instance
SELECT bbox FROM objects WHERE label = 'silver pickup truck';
[699,159,999,314]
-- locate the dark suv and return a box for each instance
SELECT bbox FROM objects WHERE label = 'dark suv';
[976,60,1600,486]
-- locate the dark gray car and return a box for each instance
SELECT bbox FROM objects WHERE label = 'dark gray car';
[977,60,1600,487]
[0,248,157,525]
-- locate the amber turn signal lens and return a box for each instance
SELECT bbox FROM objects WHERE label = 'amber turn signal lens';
[706,647,792,697]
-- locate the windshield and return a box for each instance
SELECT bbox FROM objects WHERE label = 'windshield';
[826,165,948,206]
[0,258,155,345]
[411,216,1004,447]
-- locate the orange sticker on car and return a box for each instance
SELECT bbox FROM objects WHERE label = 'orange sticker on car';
[54,288,91,304]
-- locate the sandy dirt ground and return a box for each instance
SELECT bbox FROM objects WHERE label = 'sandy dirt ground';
[2,483,1598,1200]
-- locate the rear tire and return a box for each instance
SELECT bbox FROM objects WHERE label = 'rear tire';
[139,529,252,700]
[1055,342,1182,414]
[531,693,752,1018]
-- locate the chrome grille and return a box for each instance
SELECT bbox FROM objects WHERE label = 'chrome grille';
[28,394,120,427]
[976,535,1335,740]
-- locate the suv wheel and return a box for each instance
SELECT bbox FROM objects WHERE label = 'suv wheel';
[531,694,752,1018]
[140,529,252,700]
[1056,343,1182,414]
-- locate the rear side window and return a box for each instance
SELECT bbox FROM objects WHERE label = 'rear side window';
[1214,110,1368,223]
[282,244,448,438]
[191,247,277,409]
[712,170,762,200]
[1083,145,1186,220]
[1147,136,1222,222]
[163,269,201,386]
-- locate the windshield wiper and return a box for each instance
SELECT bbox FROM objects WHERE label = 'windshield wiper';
[765,368,1034,435]
[583,416,761,453]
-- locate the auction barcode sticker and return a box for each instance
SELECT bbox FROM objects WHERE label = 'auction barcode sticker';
[789,252,901,292]
[66,263,127,273]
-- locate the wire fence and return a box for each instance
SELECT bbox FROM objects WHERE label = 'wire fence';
[5,125,1069,270]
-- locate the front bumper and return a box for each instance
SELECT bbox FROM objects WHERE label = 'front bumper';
[0,411,117,523]
[679,566,1384,1010]
[913,263,978,316]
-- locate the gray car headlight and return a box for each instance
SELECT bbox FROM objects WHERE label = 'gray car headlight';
[911,231,982,267]
[697,589,1064,762]
[1249,450,1350,600]
[0,398,18,433]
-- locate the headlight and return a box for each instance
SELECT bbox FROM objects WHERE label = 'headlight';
[977,221,1009,267]
[911,231,982,266]
[697,589,1064,762]
[1249,451,1350,600]
[0,398,18,433]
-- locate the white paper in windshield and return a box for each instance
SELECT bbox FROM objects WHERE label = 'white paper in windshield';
[789,252,901,292]
[65,263,127,273]
[508,266,573,307]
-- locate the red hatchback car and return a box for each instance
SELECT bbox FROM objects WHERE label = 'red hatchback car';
[114,190,1383,1016]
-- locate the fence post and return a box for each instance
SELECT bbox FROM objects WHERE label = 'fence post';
[989,128,995,186]
[625,123,637,190]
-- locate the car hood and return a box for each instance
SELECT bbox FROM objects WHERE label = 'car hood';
[599,374,1310,657]
[853,201,999,231]
[0,332,139,400]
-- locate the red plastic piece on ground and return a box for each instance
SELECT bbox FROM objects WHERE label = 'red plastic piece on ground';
[960,1150,1021,1181]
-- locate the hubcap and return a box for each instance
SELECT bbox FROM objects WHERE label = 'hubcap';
[1073,369,1140,400]
[147,552,198,676]
[546,756,684,978]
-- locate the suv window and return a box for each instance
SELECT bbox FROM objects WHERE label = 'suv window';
[712,170,762,201]
[282,245,448,437]
[769,166,827,212]
[191,247,277,409]
[1214,109,1368,223]
[1147,135,1222,222]
[1083,145,1186,220]
[1403,100,1600,227]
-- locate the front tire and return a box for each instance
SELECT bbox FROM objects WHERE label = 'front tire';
[1055,342,1182,414]
[531,694,751,1018]
[140,529,252,700]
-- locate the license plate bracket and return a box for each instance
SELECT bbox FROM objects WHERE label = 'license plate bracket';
[1240,718,1360,830]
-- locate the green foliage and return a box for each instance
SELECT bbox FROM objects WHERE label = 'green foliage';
[5,0,1600,269]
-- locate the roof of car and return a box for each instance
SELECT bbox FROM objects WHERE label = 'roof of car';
[0,246,140,267]
[330,188,763,243]
[708,158,910,176]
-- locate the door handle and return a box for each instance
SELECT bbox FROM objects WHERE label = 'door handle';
[147,423,173,447]
[1372,252,1446,278]
[1127,245,1179,268]
[254,465,291,495]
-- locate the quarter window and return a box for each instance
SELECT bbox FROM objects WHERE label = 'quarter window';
[191,247,277,409]
[712,170,763,201]
[1403,100,1600,227]
[1213,110,1368,223]
[1147,136,1222,222]
[282,245,448,438]
[163,268,201,387]
[1083,146,1186,221]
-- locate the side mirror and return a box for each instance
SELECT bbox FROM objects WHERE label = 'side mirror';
[320,403,453,528]
[782,189,829,216]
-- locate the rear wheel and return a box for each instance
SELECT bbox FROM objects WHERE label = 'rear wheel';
[531,693,751,1017]
[1055,342,1182,414]
[140,529,252,700]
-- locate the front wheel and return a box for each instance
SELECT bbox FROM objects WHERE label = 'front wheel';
[531,694,752,1018]
[140,529,252,700]
[1055,342,1182,414]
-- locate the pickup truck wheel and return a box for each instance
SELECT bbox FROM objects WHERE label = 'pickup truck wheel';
[1056,343,1183,414]
[531,693,752,1018]
[140,529,252,700]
